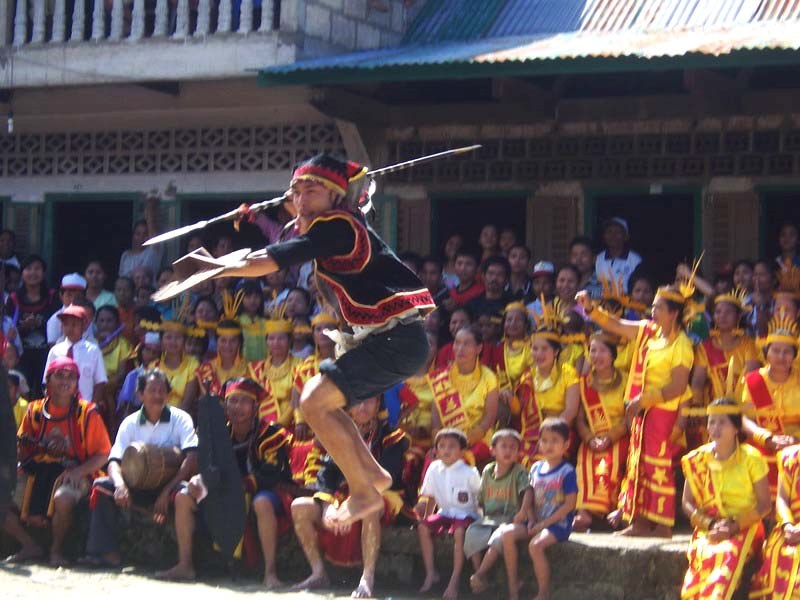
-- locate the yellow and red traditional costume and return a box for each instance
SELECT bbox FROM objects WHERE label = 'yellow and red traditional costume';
[741,311,800,502]
[195,291,251,396]
[575,367,629,517]
[681,440,767,600]
[429,361,498,469]
[750,444,800,599]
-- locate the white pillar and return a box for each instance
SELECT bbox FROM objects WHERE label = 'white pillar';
[91,0,105,40]
[109,0,123,39]
[153,0,166,35]
[129,0,144,39]
[51,0,66,42]
[258,0,272,32]
[238,0,251,33]
[194,0,208,36]
[217,0,231,32]
[13,0,27,45]
[172,0,187,38]
[70,0,85,41]
[31,0,45,43]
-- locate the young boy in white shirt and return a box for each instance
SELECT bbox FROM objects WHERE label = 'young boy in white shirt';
[415,428,481,599]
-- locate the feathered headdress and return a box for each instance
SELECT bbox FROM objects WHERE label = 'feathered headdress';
[311,304,339,329]
[775,259,800,301]
[265,301,293,335]
[216,289,244,336]
[714,286,751,313]
[599,274,629,317]
[656,253,704,305]
[531,295,565,343]
[758,306,800,349]
[161,295,193,334]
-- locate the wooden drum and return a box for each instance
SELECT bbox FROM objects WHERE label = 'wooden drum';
[120,442,182,490]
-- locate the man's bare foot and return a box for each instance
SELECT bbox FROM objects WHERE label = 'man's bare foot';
[573,510,592,533]
[650,524,673,538]
[331,488,384,526]
[5,543,44,563]
[290,571,330,591]
[469,573,488,594]
[351,575,375,598]
[48,551,69,567]
[154,564,196,581]
[263,573,284,590]
[442,581,459,599]
[419,571,440,593]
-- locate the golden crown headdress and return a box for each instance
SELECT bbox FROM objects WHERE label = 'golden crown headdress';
[759,306,800,349]
[161,295,193,334]
[713,286,751,313]
[265,301,293,335]
[531,295,565,343]
[217,289,244,336]
[775,259,800,300]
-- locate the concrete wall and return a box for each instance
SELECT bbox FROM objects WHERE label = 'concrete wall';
[294,0,424,54]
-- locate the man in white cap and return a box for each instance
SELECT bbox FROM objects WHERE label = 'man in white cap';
[594,217,642,291]
[46,273,88,345]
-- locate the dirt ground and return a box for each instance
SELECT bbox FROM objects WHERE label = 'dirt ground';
[0,562,421,600]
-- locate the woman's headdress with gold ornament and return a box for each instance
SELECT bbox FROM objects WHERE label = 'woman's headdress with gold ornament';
[265,301,293,335]
[311,304,339,329]
[216,289,244,336]
[531,295,565,343]
[758,306,800,349]
[656,253,703,305]
[599,274,629,317]
[503,301,532,336]
[681,398,753,418]
[713,285,751,313]
[774,259,800,302]
[161,295,193,335]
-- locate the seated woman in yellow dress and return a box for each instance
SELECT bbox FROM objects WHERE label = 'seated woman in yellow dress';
[495,302,532,427]
[573,332,629,532]
[183,291,250,418]
[688,287,759,449]
[576,269,697,538]
[749,443,800,599]
[429,324,499,469]
[740,308,800,503]
[514,296,580,466]
[680,398,770,600]
[250,305,301,427]
[149,300,199,408]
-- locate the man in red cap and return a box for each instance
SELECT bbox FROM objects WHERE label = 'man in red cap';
[42,305,107,411]
[4,356,110,565]
[171,154,435,528]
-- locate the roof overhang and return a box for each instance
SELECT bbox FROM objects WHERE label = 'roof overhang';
[257,20,800,87]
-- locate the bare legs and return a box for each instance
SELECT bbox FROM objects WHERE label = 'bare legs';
[469,523,529,600]
[155,492,197,580]
[291,495,383,597]
[300,376,391,525]
[49,494,76,566]
[417,522,439,593]
[528,530,558,600]
[290,497,330,591]
[2,510,43,562]
[252,495,283,589]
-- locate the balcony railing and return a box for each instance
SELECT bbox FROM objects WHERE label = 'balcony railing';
[10,0,280,46]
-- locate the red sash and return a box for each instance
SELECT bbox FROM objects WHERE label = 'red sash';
[429,367,469,431]
[517,371,542,464]
[580,376,610,435]
[623,321,659,402]
[746,371,784,434]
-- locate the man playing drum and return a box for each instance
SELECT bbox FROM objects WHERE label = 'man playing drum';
[82,368,197,567]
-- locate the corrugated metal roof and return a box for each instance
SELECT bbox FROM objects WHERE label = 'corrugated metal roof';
[405,0,800,43]
[258,0,800,85]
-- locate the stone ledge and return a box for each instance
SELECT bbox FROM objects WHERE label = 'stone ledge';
[0,510,756,599]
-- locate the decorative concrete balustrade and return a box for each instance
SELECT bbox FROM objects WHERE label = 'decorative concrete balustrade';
[9,0,277,46]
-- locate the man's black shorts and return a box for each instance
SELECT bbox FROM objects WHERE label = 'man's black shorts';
[319,320,429,406]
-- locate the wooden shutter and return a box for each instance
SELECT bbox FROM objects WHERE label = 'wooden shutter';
[527,194,579,264]
[396,197,430,254]
[703,190,759,274]
[12,203,39,257]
